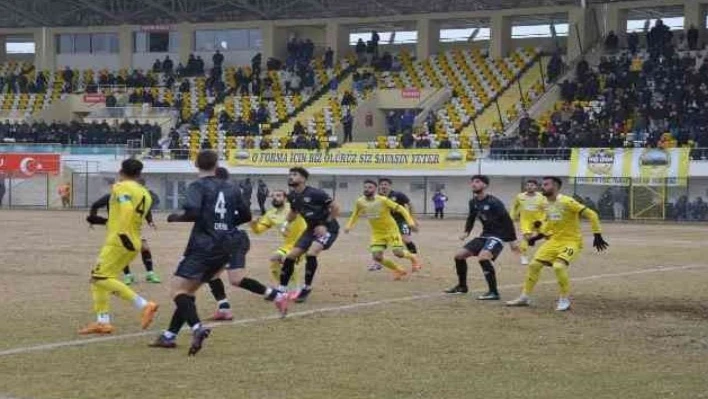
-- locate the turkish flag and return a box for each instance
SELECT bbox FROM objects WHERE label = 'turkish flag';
[0,153,61,177]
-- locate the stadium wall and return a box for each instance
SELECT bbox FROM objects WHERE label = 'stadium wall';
[88,158,708,215]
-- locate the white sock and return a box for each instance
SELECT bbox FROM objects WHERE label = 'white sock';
[277,285,287,292]
[217,299,230,309]
[132,296,148,310]
[162,331,176,339]
[97,313,111,324]
[264,287,273,297]
[191,323,202,332]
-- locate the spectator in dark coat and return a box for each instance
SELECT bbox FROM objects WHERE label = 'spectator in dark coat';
[213,50,224,68]
[240,178,253,208]
[342,110,353,143]
[162,56,174,74]
[0,175,5,207]
[324,47,334,69]
[256,179,269,215]
[687,25,699,51]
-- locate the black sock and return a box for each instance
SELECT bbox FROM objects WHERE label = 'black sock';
[141,249,154,272]
[238,277,267,295]
[174,293,200,328]
[455,258,468,288]
[167,308,185,335]
[123,266,131,275]
[479,260,498,294]
[208,279,229,309]
[280,258,295,287]
[304,256,318,287]
[405,241,418,254]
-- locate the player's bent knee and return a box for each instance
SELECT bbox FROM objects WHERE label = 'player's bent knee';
[227,268,247,286]
[392,249,405,258]
[454,251,470,261]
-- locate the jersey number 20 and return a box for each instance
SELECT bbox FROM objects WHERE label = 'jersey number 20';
[214,192,227,220]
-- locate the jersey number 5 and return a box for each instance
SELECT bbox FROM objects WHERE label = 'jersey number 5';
[215,192,226,220]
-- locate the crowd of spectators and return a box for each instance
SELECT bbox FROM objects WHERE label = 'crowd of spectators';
[501,20,708,151]
[669,195,708,221]
[1,66,48,94]
[0,119,161,146]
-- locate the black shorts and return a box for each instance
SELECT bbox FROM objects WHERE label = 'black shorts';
[175,251,230,283]
[295,226,339,251]
[463,237,504,260]
[226,230,251,270]
[396,220,412,236]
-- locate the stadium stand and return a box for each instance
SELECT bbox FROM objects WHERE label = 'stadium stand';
[495,19,708,160]
[371,47,541,151]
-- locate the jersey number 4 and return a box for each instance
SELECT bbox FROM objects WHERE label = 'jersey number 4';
[215,191,226,220]
[135,196,146,216]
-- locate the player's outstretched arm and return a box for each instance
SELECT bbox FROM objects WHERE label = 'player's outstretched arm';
[89,194,110,217]
[344,202,361,233]
[250,216,271,234]
[581,207,608,252]
[167,182,201,223]
[510,195,521,221]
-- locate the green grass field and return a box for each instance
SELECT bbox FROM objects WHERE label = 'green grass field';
[0,210,707,399]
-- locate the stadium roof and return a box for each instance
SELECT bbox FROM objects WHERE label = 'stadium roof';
[0,0,629,28]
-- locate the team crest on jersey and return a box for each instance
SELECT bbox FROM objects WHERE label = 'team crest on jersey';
[304,197,311,203]
[483,205,490,210]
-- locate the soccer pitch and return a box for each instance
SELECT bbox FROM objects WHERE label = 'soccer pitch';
[0,210,707,399]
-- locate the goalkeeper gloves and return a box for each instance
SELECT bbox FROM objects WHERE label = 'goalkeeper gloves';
[86,215,107,225]
[593,233,609,252]
[118,234,136,251]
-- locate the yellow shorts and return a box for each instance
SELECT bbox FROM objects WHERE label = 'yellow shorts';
[520,219,543,235]
[92,244,139,279]
[533,240,581,265]
[370,232,404,252]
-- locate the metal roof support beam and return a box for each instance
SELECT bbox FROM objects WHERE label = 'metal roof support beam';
[71,0,125,24]
[140,0,195,22]
[0,1,51,26]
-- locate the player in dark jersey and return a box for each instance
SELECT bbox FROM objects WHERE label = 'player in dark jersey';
[203,166,236,321]
[279,167,340,303]
[445,175,518,300]
[204,167,284,322]
[377,178,422,272]
[87,178,161,284]
[149,151,290,355]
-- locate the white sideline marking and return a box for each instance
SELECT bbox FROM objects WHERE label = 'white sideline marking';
[0,264,704,358]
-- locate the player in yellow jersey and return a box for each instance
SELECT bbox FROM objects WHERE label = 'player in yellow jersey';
[79,159,158,334]
[506,176,609,311]
[344,180,420,280]
[511,179,547,265]
[250,189,308,289]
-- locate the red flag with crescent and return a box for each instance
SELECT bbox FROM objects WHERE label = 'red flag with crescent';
[0,153,61,177]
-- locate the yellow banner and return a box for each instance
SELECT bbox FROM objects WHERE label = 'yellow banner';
[570,148,690,185]
[228,149,468,169]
